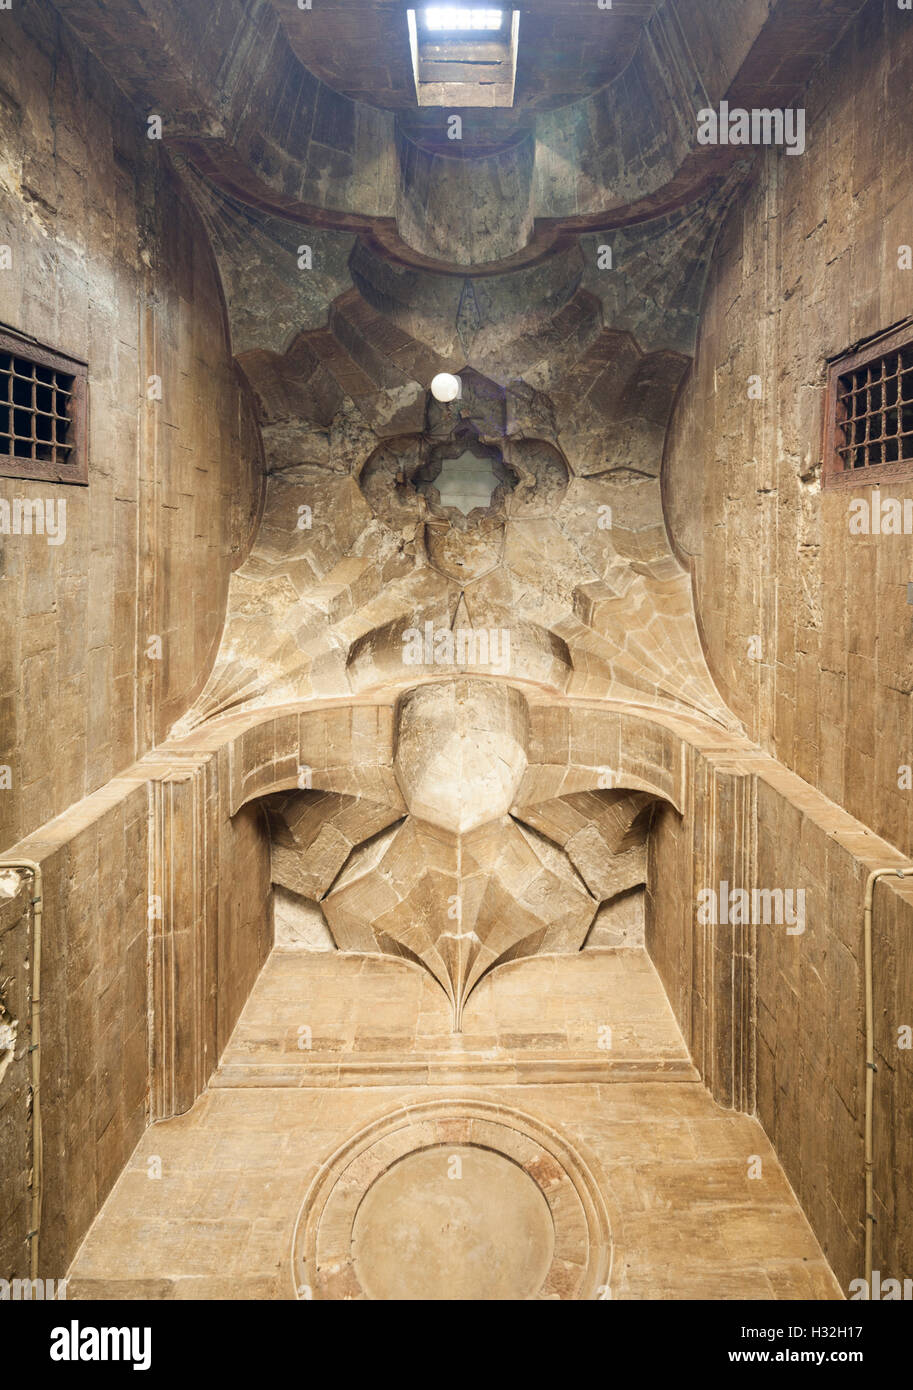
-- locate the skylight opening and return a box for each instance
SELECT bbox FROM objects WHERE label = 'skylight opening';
[424,8,503,31]
[408,8,519,108]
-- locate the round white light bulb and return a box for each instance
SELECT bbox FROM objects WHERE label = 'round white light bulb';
[430,373,462,403]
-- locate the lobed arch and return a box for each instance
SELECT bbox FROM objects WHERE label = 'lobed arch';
[166,694,706,820]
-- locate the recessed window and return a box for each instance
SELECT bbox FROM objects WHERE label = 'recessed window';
[0,328,88,485]
[824,323,913,488]
[433,450,500,514]
[424,8,503,30]
[407,8,519,107]
[416,436,515,518]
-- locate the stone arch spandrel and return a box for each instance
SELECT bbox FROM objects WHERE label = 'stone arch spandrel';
[213,707,401,817]
[520,703,689,814]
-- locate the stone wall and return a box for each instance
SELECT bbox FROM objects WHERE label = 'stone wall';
[1,0,908,1302]
[665,0,913,857]
[148,756,272,1122]
[661,0,913,1289]
[754,770,913,1296]
[0,1,262,853]
[0,869,32,1278]
[647,743,913,1294]
[0,747,271,1281]
[0,3,268,1279]
[0,785,148,1280]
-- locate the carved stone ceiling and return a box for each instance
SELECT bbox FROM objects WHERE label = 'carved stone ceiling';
[268,0,658,149]
[52,0,873,268]
[42,0,879,1008]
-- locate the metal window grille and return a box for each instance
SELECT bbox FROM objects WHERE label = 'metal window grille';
[824,323,913,488]
[0,329,88,485]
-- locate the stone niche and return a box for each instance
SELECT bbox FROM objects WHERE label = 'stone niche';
[356,370,570,584]
[357,371,570,526]
[259,678,658,1030]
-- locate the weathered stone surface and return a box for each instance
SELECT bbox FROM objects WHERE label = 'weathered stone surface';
[1,0,910,1310]
[394,680,528,835]
[585,887,646,950]
[272,887,336,952]
[0,2,262,854]
[179,356,734,729]
[310,681,596,1023]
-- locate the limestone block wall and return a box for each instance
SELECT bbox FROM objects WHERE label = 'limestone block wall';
[0,745,271,1280]
[754,771,913,1296]
[659,0,913,1290]
[1,785,148,1279]
[646,747,756,1114]
[148,755,271,1120]
[647,744,913,1294]
[0,2,262,852]
[868,872,913,1289]
[0,870,32,1278]
[664,0,913,856]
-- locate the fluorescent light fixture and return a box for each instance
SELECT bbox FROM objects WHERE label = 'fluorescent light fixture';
[424,7,503,31]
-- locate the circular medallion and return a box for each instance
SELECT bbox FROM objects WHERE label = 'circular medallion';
[291,1098,615,1300]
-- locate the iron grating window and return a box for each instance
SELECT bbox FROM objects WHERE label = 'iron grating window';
[0,328,88,485]
[824,322,913,488]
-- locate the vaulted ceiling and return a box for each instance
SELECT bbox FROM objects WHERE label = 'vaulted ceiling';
[53,0,872,270]
[42,0,875,745]
[268,0,658,151]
